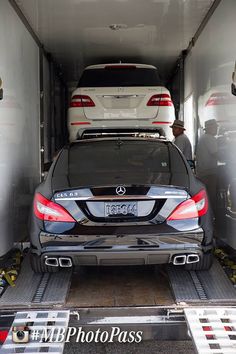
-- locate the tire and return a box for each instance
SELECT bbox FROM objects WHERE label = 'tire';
[30,253,58,274]
[185,252,213,271]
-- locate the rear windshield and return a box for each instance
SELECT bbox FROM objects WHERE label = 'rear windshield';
[66,140,187,186]
[78,68,162,87]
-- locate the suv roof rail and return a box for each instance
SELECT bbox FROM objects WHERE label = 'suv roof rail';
[76,127,167,140]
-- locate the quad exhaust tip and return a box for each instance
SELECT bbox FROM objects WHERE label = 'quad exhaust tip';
[186,254,200,264]
[173,255,187,265]
[59,257,73,267]
[44,257,73,267]
[45,257,59,267]
[173,254,200,265]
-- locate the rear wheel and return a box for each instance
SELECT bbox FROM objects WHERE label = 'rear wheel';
[30,253,58,274]
[185,252,213,271]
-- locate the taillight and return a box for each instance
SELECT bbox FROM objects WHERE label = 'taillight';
[147,94,173,107]
[167,189,208,220]
[152,121,172,125]
[70,95,95,108]
[192,189,209,217]
[70,122,91,126]
[34,193,75,222]
[205,92,235,106]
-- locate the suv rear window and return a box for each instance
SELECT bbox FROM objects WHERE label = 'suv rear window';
[78,68,162,87]
[65,140,187,186]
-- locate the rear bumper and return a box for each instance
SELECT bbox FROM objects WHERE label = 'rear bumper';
[38,249,205,266]
[67,119,173,141]
[31,229,212,266]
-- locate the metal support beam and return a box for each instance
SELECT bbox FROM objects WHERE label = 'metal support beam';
[185,0,222,56]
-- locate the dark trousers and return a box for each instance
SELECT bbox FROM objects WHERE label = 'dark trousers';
[198,174,217,217]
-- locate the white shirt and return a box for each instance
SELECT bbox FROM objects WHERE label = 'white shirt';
[173,133,192,160]
[196,133,217,177]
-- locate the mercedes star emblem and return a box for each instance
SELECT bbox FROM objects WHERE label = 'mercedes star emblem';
[116,185,126,196]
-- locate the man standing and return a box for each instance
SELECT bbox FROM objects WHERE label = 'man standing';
[170,119,193,161]
[196,119,218,215]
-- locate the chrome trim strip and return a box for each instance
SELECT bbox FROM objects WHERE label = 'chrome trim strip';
[54,195,187,201]
[101,95,141,98]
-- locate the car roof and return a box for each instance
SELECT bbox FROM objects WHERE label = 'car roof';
[84,63,157,70]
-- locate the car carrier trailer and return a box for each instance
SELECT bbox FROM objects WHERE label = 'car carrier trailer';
[1,253,236,353]
[0,0,236,353]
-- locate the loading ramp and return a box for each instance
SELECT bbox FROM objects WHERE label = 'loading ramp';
[167,259,236,304]
[0,256,72,308]
[1,254,236,354]
[2,307,236,353]
[1,310,70,354]
[184,307,236,354]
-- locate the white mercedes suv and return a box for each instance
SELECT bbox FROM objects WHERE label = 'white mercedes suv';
[68,63,175,141]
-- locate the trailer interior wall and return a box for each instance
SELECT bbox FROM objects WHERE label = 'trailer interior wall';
[0,1,41,256]
[184,0,236,246]
[42,55,51,164]
[42,56,68,165]
[184,0,236,135]
[0,0,227,257]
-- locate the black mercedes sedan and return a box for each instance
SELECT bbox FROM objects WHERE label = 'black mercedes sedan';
[30,136,213,273]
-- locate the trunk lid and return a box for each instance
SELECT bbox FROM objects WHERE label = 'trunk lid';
[79,86,163,120]
[53,185,189,223]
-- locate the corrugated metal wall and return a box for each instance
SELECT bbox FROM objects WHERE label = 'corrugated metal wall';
[0,0,40,256]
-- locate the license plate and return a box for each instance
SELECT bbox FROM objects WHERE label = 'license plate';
[105,201,138,217]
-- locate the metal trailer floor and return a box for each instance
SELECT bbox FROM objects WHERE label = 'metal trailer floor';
[167,259,236,304]
[0,256,236,309]
[66,264,173,307]
[0,255,72,308]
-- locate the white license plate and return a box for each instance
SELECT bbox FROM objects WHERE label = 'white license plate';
[105,202,138,217]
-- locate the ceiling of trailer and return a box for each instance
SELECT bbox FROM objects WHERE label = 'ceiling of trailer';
[15,0,215,85]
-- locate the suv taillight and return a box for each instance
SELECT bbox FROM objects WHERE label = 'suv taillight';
[205,92,235,106]
[147,94,173,107]
[34,193,75,222]
[70,95,95,108]
[167,189,208,220]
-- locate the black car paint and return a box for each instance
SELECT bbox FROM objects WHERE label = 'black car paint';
[30,138,213,264]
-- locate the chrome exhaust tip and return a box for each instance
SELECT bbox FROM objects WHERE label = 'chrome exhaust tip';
[173,255,187,265]
[45,257,59,267]
[186,254,200,264]
[59,257,72,267]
